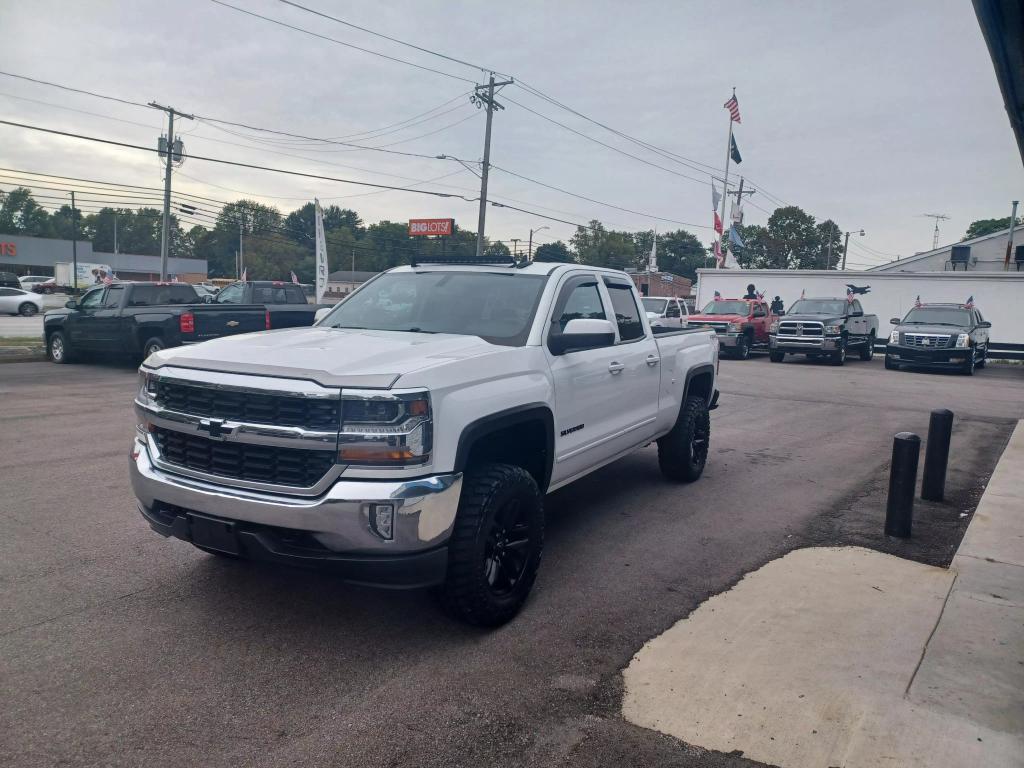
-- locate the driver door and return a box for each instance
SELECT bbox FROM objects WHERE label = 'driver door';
[66,287,106,349]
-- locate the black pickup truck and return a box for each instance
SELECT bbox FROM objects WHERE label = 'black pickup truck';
[768,296,879,366]
[44,282,271,364]
[210,280,326,328]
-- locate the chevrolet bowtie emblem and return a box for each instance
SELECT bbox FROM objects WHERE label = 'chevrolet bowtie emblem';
[226,320,239,327]
[197,418,234,439]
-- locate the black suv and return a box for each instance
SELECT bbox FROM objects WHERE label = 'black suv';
[0,272,20,289]
[885,303,991,375]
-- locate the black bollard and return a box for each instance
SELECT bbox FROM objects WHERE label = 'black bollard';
[921,409,954,502]
[885,432,920,538]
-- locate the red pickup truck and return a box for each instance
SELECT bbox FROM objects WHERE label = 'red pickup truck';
[689,297,778,359]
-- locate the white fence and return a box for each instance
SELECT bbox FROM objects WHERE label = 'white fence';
[695,269,1024,358]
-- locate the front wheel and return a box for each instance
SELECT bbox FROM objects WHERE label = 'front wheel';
[658,395,711,483]
[440,463,544,627]
[732,334,750,360]
[48,331,74,364]
[976,346,987,369]
[884,356,898,370]
[860,334,875,360]
[18,302,38,317]
[830,338,847,366]
[769,349,785,363]
[963,350,976,376]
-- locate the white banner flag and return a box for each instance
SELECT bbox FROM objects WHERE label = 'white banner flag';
[648,229,658,272]
[314,198,328,304]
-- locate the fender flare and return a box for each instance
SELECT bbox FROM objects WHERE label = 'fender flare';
[683,364,716,407]
[453,403,555,492]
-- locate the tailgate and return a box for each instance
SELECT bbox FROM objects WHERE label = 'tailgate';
[187,305,267,341]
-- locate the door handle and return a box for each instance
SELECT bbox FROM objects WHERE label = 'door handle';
[646,355,660,366]
[608,362,625,374]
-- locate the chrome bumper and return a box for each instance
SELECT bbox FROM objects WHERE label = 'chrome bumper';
[716,332,741,347]
[771,335,839,350]
[129,436,462,556]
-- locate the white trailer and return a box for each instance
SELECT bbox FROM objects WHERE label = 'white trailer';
[54,262,115,291]
[695,269,1024,359]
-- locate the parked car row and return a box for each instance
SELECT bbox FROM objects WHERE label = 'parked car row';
[689,294,990,375]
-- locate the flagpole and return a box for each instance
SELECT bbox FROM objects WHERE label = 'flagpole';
[718,99,735,269]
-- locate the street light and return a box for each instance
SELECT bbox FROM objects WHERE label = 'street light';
[528,226,550,260]
[841,229,865,271]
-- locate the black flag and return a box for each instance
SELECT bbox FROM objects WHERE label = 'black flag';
[730,134,742,164]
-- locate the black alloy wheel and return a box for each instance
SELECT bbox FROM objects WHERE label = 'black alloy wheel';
[733,333,750,360]
[860,334,875,361]
[830,338,847,366]
[658,395,711,482]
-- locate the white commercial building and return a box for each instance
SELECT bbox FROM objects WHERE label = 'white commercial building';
[867,227,1021,273]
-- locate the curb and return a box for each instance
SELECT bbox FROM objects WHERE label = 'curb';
[0,347,47,364]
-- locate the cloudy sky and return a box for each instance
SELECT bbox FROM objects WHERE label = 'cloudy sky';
[1,0,1021,267]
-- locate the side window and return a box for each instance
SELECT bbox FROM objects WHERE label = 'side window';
[0,288,16,297]
[752,303,766,318]
[602,277,644,342]
[665,301,681,318]
[853,300,863,314]
[217,283,244,304]
[284,285,306,303]
[555,279,606,332]
[102,286,124,308]
[79,288,104,309]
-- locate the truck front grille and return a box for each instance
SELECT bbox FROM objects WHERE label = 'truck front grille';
[902,333,951,348]
[700,322,732,333]
[778,321,823,337]
[155,380,339,430]
[153,427,335,487]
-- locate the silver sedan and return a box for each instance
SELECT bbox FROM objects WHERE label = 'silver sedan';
[0,287,45,316]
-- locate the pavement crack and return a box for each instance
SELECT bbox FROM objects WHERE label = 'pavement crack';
[903,572,956,699]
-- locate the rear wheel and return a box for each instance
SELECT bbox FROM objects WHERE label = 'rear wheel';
[830,338,847,366]
[48,331,74,364]
[658,395,711,483]
[141,336,165,360]
[860,333,875,360]
[440,463,544,627]
[18,302,38,317]
[769,349,785,363]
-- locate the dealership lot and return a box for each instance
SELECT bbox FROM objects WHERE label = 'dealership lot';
[2,357,1022,767]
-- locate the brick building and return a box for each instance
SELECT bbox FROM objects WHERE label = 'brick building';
[629,270,692,299]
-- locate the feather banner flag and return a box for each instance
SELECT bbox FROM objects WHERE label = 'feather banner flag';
[729,226,744,248]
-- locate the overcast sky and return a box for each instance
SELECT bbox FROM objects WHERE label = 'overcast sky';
[1,0,1021,268]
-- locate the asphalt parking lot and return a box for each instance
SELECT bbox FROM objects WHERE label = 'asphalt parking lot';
[2,355,1022,767]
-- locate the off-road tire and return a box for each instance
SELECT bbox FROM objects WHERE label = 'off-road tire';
[658,395,710,483]
[769,349,785,363]
[141,336,166,360]
[830,337,847,366]
[733,333,751,360]
[440,463,544,627]
[860,333,875,361]
[18,302,38,317]
[48,331,74,364]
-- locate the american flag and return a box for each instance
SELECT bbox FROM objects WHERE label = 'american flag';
[800,289,806,299]
[290,270,299,284]
[964,295,974,308]
[714,290,722,300]
[914,295,922,307]
[846,287,855,303]
[724,93,741,123]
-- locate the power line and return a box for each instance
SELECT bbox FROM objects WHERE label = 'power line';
[208,0,477,84]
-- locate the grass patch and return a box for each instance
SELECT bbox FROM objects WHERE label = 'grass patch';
[0,336,45,347]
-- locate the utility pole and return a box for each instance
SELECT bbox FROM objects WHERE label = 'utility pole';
[841,229,865,271]
[70,191,78,295]
[528,226,549,260]
[826,221,836,268]
[472,73,514,258]
[113,211,118,255]
[238,220,244,279]
[920,213,949,251]
[351,247,355,274]
[1003,200,1018,271]
[150,102,193,281]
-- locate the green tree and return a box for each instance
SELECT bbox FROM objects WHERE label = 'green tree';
[533,241,573,262]
[571,220,636,268]
[963,216,1022,240]
[731,206,829,270]
[815,220,843,270]
[283,202,363,243]
[0,188,53,236]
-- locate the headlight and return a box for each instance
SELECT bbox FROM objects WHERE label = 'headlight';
[889,329,899,344]
[825,324,843,335]
[769,321,779,334]
[730,321,743,332]
[955,333,970,348]
[338,390,432,466]
[137,369,158,405]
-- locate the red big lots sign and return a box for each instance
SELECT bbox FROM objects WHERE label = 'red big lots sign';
[408,218,454,237]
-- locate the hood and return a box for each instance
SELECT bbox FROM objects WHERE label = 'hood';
[689,313,745,323]
[146,326,502,388]
[781,313,845,323]
[895,323,966,336]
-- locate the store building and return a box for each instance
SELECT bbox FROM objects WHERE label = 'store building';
[0,234,207,282]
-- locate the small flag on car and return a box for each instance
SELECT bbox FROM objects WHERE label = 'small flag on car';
[714,290,722,300]
[241,268,248,281]
[800,289,806,299]
[290,270,299,284]
[964,295,974,308]
[914,295,922,307]
[847,286,855,303]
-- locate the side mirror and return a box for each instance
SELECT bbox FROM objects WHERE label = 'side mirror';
[64,300,78,310]
[202,294,215,304]
[979,321,992,329]
[549,318,616,355]
[314,307,332,324]
[646,311,659,320]
[889,317,901,325]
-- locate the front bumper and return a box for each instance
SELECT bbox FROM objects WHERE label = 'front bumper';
[885,344,971,369]
[130,436,461,587]
[714,332,743,348]
[770,334,841,353]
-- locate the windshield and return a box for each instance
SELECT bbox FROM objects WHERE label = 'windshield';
[700,300,749,315]
[902,307,971,326]
[641,298,668,314]
[320,270,548,346]
[788,300,848,316]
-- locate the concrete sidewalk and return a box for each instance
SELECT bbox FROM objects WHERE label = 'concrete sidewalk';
[623,421,1024,767]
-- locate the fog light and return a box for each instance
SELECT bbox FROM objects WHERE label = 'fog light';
[370,503,395,540]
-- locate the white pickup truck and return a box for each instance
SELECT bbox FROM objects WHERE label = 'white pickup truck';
[130,259,720,625]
